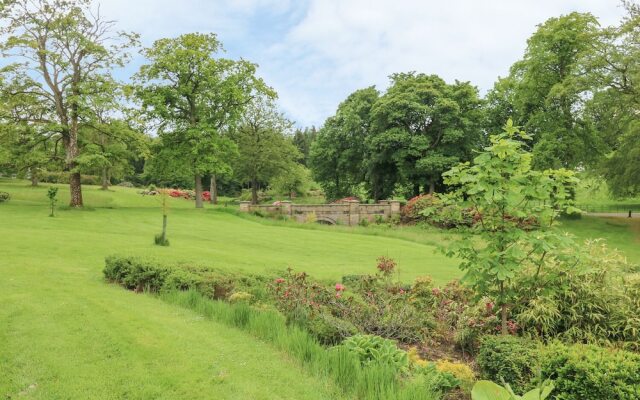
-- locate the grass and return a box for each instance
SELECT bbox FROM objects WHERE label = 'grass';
[0,179,456,399]
[1,178,638,399]
[561,216,640,264]
[160,290,438,400]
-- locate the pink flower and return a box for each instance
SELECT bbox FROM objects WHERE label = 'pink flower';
[275,278,285,284]
[335,283,345,292]
[486,302,494,312]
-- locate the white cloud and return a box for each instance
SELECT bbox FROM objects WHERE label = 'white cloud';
[96,0,625,126]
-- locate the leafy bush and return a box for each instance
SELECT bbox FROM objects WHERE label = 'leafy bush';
[340,334,409,373]
[0,191,10,203]
[540,342,640,400]
[435,360,476,393]
[118,181,135,188]
[414,363,462,395]
[307,312,358,345]
[402,194,473,228]
[471,379,555,400]
[229,291,254,304]
[154,233,169,246]
[476,336,540,394]
[513,240,640,349]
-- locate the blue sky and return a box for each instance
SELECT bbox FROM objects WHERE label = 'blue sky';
[99,0,625,128]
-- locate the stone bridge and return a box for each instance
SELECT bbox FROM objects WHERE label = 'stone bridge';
[239,200,401,225]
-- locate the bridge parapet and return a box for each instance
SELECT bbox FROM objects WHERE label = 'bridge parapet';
[240,200,401,225]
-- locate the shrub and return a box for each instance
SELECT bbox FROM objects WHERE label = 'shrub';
[414,363,461,395]
[476,336,540,394]
[154,233,169,246]
[0,192,10,203]
[540,342,640,400]
[513,240,640,348]
[340,334,409,374]
[81,175,101,185]
[471,379,555,400]
[229,291,254,304]
[118,181,135,188]
[307,312,358,345]
[435,360,476,393]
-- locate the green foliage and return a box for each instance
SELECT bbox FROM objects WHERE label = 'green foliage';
[310,74,484,200]
[270,163,311,199]
[476,336,540,393]
[513,240,640,348]
[471,379,555,400]
[340,334,409,373]
[413,363,462,395]
[540,342,640,400]
[307,312,358,345]
[443,120,580,333]
[154,233,169,246]
[310,87,379,201]
[47,186,58,217]
[0,191,9,202]
[161,290,438,400]
[232,95,301,204]
[134,33,265,207]
[485,12,602,170]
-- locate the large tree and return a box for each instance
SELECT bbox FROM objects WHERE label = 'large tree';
[591,1,640,197]
[368,73,484,198]
[486,12,602,170]
[232,95,300,204]
[0,0,137,206]
[309,87,378,201]
[135,33,267,208]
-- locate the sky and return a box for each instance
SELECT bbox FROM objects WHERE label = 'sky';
[98,0,625,128]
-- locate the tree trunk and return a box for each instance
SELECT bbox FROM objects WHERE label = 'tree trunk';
[69,172,83,207]
[210,174,218,205]
[161,214,167,242]
[501,303,508,335]
[413,183,420,197]
[251,178,259,205]
[195,174,203,208]
[101,167,109,190]
[30,169,38,187]
[429,181,435,195]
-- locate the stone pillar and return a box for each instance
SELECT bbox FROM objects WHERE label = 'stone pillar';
[239,201,251,212]
[281,201,292,216]
[347,200,360,226]
[390,200,401,215]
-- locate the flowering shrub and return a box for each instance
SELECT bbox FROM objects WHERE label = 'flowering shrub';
[166,189,210,201]
[376,256,397,277]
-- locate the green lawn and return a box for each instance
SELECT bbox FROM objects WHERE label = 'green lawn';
[561,216,640,264]
[0,180,457,399]
[2,179,638,399]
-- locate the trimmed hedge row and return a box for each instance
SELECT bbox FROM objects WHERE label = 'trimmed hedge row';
[103,255,271,301]
[477,335,640,399]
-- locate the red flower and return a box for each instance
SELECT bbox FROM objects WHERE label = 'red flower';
[335,283,345,291]
[275,278,285,284]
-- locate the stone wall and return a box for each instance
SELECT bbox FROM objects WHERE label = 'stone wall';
[239,200,401,225]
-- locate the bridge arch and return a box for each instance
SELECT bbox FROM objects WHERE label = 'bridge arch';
[316,216,337,225]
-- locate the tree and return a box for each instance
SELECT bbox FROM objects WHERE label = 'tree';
[486,12,602,170]
[0,0,137,206]
[310,87,378,201]
[368,73,484,199]
[442,120,578,334]
[270,163,311,199]
[591,1,640,197]
[134,33,267,208]
[232,96,301,204]
[292,126,317,166]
